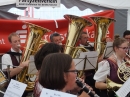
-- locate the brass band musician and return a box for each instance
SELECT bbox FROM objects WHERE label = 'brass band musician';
[123,30,130,55]
[2,33,29,79]
[94,35,129,97]
[1,32,29,97]
[33,43,62,97]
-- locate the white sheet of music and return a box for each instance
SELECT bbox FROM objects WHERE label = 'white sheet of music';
[4,79,27,97]
[73,51,98,70]
[116,77,130,97]
[40,88,77,97]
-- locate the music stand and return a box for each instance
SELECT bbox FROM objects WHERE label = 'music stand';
[73,51,98,71]
[103,42,113,58]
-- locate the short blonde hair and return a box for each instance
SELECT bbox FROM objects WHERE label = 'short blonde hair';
[8,32,19,43]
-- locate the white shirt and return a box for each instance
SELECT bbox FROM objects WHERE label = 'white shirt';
[2,48,22,70]
[94,54,124,82]
[79,43,94,51]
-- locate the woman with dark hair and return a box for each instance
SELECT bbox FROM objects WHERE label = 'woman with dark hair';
[33,43,62,97]
[34,42,62,70]
[39,53,91,97]
[94,35,129,97]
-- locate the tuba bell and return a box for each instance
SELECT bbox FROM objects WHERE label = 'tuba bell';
[64,14,93,77]
[17,22,51,91]
[90,16,115,68]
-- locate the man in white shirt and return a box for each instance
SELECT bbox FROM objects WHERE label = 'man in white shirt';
[2,32,29,78]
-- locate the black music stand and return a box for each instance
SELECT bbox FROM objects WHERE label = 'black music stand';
[73,51,98,71]
[103,42,113,58]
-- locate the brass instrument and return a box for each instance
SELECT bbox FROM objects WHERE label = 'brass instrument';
[106,78,122,91]
[107,53,130,92]
[117,53,130,82]
[64,14,92,77]
[90,16,115,69]
[17,22,51,91]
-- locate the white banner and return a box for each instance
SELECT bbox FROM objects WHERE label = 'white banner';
[16,0,61,7]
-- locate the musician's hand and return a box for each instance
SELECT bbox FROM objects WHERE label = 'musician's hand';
[20,60,30,68]
[80,73,86,80]
[106,37,113,42]
[86,84,93,91]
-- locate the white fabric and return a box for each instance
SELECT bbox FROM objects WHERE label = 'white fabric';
[81,0,130,9]
[0,0,16,6]
[94,60,110,82]
[2,48,22,70]
[94,53,124,82]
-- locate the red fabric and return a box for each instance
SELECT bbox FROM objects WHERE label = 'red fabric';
[0,10,114,53]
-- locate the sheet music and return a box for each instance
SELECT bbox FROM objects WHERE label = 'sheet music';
[4,79,27,97]
[116,77,130,97]
[104,42,113,58]
[73,51,98,70]
[40,88,77,97]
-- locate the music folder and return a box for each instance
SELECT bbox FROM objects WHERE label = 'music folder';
[116,77,130,97]
[103,42,113,58]
[73,51,98,70]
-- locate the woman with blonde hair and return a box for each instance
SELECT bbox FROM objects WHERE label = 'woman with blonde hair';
[94,35,129,97]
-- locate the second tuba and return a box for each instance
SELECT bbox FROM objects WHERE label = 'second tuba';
[64,15,92,77]
[17,22,51,91]
[90,16,115,69]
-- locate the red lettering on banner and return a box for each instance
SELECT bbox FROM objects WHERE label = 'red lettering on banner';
[0,10,115,53]
[0,38,5,44]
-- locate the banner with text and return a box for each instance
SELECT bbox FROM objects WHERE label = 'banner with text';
[16,0,61,7]
[0,10,114,53]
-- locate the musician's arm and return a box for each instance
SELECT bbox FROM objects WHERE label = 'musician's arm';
[95,81,107,89]
[2,54,29,77]
[9,60,29,77]
[94,60,110,89]
[2,54,13,70]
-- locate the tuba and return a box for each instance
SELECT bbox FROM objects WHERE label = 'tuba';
[64,15,92,77]
[17,22,51,91]
[90,16,115,68]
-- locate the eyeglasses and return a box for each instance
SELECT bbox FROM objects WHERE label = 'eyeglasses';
[66,70,79,74]
[118,47,129,50]
[125,38,130,40]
